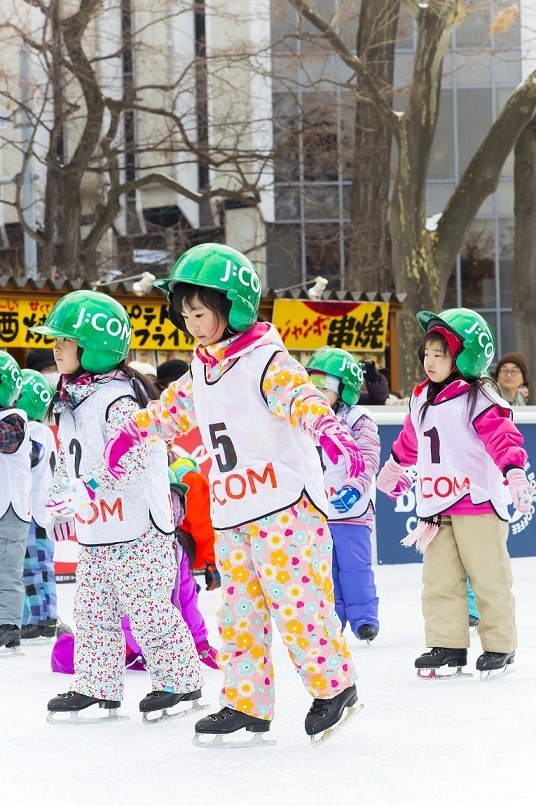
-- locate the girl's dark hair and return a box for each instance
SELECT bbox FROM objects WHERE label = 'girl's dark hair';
[168,282,233,334]
[418,331,499,426]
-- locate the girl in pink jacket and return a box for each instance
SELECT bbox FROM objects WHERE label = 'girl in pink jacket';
[377,308,533,681]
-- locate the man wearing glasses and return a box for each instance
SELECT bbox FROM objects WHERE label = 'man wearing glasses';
[494,352,529,406]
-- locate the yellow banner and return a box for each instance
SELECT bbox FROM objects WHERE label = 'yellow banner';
[272,299,389,351]
[0,296,194,351]
[123,301,194,350]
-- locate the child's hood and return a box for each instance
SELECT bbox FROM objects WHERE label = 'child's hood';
[196,322,285,367]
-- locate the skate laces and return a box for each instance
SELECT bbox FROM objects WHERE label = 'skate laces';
[211,707,235,722]
[309,699,331,718]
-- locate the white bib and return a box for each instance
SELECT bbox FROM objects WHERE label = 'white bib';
[28,421,55,528]
[0,408,32,521]
[59,379,173,546]
[192,346,328,530]
[410,384,511,520]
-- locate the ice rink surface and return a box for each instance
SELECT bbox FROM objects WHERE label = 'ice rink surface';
[2,557,535,806]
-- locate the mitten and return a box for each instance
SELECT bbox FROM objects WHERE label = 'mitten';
[506,469,534,514]
[377,456,412,500]
[46,515,75,542]
[45,478,96,519]
[330,485,361,514]
[205,563,221,591]
[315,415,365,482]
[104,418,145,479]
[362,359,379,384]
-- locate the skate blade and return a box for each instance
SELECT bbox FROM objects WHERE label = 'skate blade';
[192,731,276,749]
[142,699,209,725]
[47,709,129,725]
[479,664,515,682]
[0,646,24,658]
[310,702,364,748]
[417,666,472,680]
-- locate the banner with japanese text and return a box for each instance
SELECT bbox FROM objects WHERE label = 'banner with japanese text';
[272,299,389,352]
[0,295,195,351]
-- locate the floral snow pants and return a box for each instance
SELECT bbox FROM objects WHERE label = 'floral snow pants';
[73,525,203,701]
[215,497,356,720]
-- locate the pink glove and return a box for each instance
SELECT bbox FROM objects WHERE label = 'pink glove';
[45,478,95,519]
[506,469,534,514]
[104,418,145,479]
[315,416,365,482]
[377,457,412,500]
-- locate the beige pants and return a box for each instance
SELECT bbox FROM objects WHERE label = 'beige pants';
[422,514,516,653]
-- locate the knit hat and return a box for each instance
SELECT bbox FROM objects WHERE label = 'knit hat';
[495,352,528,384]
[156,359,189,387]
[25,349,57,373]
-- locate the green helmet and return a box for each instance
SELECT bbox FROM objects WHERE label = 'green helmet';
[417,307,495,380]
[0,351,23,408]
[16,369,55,422]
[30,290,132,373]
[154,243,261,332]
[306,347,363,406]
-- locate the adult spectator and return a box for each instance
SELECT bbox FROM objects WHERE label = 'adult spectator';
[494,352,528,407]
[359,359,390,405]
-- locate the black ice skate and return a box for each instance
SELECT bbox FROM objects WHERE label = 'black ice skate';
[305,684,363,747]
[0,624,22,656]
[139,689,208,724]
[21,619,57,641]
[193,707,276,749]
[356,625,378,644]
[47,691,129,725]
[415,647,472,680]
[476,651,515,682]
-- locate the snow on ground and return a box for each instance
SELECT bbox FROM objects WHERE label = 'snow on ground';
[3,558,536,806]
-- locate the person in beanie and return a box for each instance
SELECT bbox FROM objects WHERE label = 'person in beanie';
[494,352,528,406]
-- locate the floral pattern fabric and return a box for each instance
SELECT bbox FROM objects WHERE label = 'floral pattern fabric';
[215,497,356,720]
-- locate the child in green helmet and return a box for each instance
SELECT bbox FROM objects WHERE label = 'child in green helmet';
[377,308,533,681]
[16,369,58,640]
[103,242,364,747]
[306,347,381,643]
[30,290,204,724]
[0,351,32,654]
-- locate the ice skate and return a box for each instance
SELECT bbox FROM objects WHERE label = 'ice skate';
[476,651,515,682]
[47,691,129,725]
[193,706,276,749]
[415,648,472,680]
[139,689,208,724]
[356,625,378,645]
[305,684,363,747]
[21,619,57,641]
[0,624,23,657]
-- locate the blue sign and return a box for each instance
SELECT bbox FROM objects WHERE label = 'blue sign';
[375,422,536,564]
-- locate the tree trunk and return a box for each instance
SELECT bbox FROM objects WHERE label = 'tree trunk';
[513,117,536,404]
[347,0,399,292]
